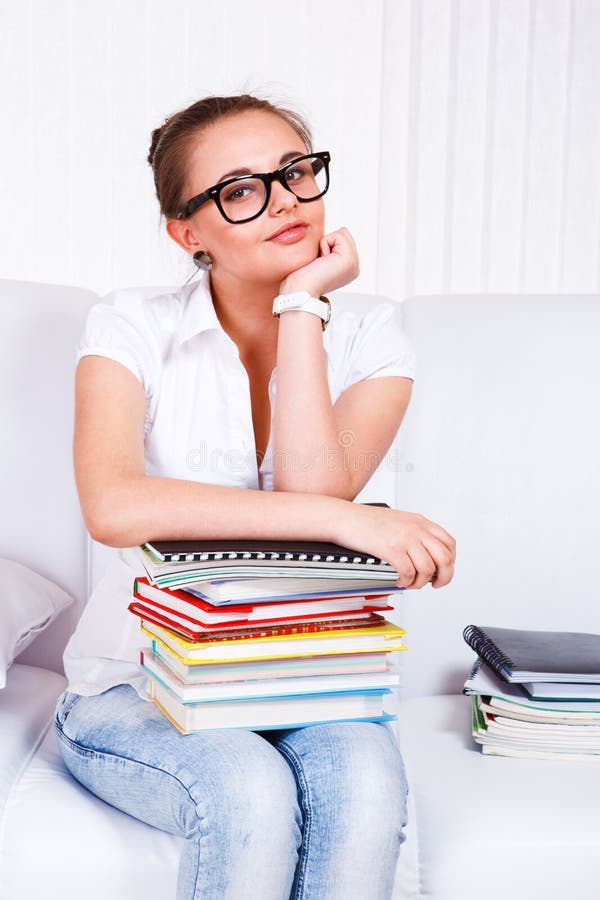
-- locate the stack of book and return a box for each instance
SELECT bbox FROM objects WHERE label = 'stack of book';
[128,524,407,734]
[463,624,600,760]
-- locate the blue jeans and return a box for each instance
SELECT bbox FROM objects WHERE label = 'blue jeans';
[54,684,408,899]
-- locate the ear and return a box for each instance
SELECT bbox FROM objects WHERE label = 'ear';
[165,217,206,256]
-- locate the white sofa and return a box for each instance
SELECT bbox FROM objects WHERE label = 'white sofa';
[1,278,600,900]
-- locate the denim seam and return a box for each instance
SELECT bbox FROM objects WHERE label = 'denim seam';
[54,724,206,853]
[273,739,312,900]
[54,690,81,728]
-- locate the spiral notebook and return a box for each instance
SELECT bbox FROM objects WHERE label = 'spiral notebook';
[463,625,600,684]
[142,502,392,566]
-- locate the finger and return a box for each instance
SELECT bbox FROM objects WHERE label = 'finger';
[405,544,437,590]
[322,231,342,253]
[424,521,456,561]
[319,234,332,257]
[323,229,350,256]
[393,553,417,589]
[421,534,455,588]
[339,226,358,254]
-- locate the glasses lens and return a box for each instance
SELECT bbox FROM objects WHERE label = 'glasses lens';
[219,177,267,223]
[285,155,329,201]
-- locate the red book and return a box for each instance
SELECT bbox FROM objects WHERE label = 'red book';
[127,601,385,644]
[132,577,392,628]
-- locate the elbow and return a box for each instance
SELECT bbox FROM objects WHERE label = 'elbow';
[82,486,143,549]
[85,511,137,548]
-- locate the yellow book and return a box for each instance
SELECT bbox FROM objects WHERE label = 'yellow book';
[140,619,407,666]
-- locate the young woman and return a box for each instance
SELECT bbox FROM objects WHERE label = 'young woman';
[54,94,456,900]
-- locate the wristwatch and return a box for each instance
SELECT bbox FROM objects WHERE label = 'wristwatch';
[272,291,331,331]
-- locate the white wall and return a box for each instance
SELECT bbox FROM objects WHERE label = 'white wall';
[379,0,600,299]
[0,0,385,295]
[1,0,599,298]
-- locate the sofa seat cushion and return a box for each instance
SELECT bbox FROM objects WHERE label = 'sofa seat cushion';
[0,716,183,899]
[0,663,182,899]
[395,694,600,900]
[0,664,66,813]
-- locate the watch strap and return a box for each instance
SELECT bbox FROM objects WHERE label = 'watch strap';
[273,292,331,330]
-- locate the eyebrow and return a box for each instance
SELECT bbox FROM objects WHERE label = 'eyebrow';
[216,151,305,183]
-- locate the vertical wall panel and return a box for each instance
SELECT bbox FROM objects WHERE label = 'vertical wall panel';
[69,0,112,291]
[412,0,452,296]
[401,0,423,301]
[186,1,229,96]
[521,0,571,291]
[478,0,497,293]
[376,0,412,301]
[0,1,34,276]
[486,0,531,291]
[557,0,576,293]
[561,0,600,291]
[143,0,192,287]
[107,0,156,292]
[299,1,385,293]
[449,0,490,292]
[30,2,72,285]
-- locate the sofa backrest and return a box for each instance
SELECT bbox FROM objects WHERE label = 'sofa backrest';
[0,279,96,673]
[5,280,598,695]
[395,293,600,698]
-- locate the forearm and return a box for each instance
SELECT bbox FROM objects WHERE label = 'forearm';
[90,472,350,549]
[272,310,352,497]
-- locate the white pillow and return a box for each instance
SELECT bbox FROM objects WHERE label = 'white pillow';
[0,558,73,689]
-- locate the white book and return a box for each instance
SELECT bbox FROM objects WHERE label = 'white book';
[485,696,600,724]
[522,681,600,701]
[481,746,600,762]
[148,642,392,683]
[465,659,600,713]
[141,646,401,703]
[151,678,394,733]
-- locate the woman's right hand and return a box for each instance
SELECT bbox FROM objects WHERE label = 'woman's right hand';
[335,504,456,590]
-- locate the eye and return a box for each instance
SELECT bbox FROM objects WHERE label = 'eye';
[223,183,256,203]
[285,162,309,183]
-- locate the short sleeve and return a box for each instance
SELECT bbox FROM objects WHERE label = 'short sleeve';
[339,300,416,393]
[76,294,158,396]
[76,291,164,441]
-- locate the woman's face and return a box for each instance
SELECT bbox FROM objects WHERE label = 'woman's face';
[169,110,326,289]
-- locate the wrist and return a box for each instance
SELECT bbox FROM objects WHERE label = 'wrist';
[333,500,367,548]
[326,496,356,544]
[273,292,331,331]
[279,276,326,297]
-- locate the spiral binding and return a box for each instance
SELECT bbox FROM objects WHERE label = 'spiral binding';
[462,625,516,677]
[163,548,384,565]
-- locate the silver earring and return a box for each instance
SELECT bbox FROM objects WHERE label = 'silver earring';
[193,251,213,271]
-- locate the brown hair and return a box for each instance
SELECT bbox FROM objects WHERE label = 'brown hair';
[147,94,313,219]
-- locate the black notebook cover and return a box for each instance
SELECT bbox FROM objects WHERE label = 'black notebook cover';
[463,624,600,683]
[143,502,392,565]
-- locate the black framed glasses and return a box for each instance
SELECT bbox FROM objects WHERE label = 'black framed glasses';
[176,151,331,224]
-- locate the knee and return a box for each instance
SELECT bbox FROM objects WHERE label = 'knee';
[178,735,301,848]
[280,722,408,841]
[348,724,408,841]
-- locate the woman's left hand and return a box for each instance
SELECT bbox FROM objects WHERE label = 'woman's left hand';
[279,227,360,297]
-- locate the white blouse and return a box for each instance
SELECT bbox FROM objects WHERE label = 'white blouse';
[63,273,416,699]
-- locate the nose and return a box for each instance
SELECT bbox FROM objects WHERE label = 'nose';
[268,178,298,216]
